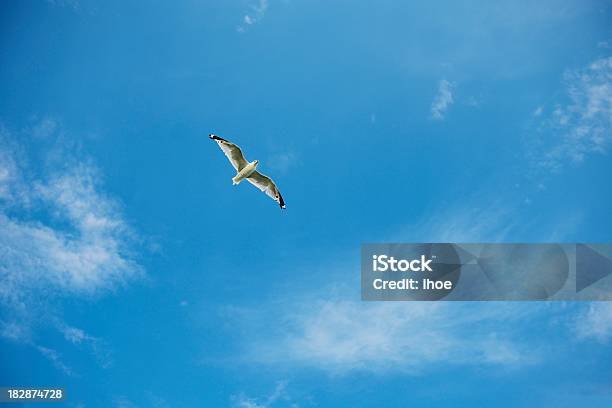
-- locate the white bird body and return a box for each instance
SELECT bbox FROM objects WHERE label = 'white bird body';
[232,160,258,185]
[209,134,286,209]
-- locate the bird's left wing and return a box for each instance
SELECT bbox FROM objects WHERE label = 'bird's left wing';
[246,171,286,209]
[209,134,248,171]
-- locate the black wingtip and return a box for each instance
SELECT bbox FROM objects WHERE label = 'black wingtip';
[278,193,286,209]
[209,134,228,142]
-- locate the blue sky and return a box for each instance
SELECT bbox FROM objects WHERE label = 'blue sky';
[1,0,612,407]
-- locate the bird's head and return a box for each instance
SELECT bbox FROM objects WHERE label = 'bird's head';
[253,160,259,166]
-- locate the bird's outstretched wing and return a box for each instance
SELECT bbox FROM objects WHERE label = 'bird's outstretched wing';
[247,171,286,209]
[209,134,248,171]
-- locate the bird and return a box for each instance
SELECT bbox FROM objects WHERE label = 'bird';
[209,134,286,209]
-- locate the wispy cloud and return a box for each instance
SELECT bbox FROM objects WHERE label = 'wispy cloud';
[532,56,612,171]
[227,300,541,374]
[220,185,588,376]
[409,202,517,243]
[430,79,455,120]
[61,324,114,368]
[221,194,556,374]
[1,319,77,375]
[231,381,292,408]
[46,0,80,11]
[31,117,59,139]
[237,0,269,33]
[267,151,298,175]
[575,303,612,343]
[465,96,482,108]
[0,119,141,372]
[36,345,75,376]
[0,162,140,298]
[533,106,544,116]
[113,397,138,408]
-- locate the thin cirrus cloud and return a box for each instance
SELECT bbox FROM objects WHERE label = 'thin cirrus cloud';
[267,151,298,175]
[0,120,141,372]
[430,79,455,120]
[222,198,551,374]
[237,0,269,33]
[575,302,612,343]
[219,205,509,374]
[61,324,114,368]
[225,300,543,374]
[0,157,140,299]
[231,381,290,408]
[221,181,600,375]
[36,345,75,376]
[532,56,612,171]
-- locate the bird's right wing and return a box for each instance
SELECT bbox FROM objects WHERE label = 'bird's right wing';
[247,171,286,209]
[209,134,248,171]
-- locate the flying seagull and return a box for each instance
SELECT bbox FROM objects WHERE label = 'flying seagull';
[209,134,286,209]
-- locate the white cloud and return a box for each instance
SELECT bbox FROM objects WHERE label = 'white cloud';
[231,382,291,408]
[227,300,541,374]
[237,0,269,32]
[222,194,584,375]
[535,57,612,171]
[36,345,74,376]
[62,326,90,344]
[144,392,170,408]
[575,303,612,343]
[409,202,516,243]
[46,0,80,10]
[0,120,141,371]
[0,163,140,299]
[430,79,455,120]
[113,397,138,408]
[0,321,31,342]
[465,96,481,107]
[267,151,297,174]
[31,117,58,139]
[61,324,114,368]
